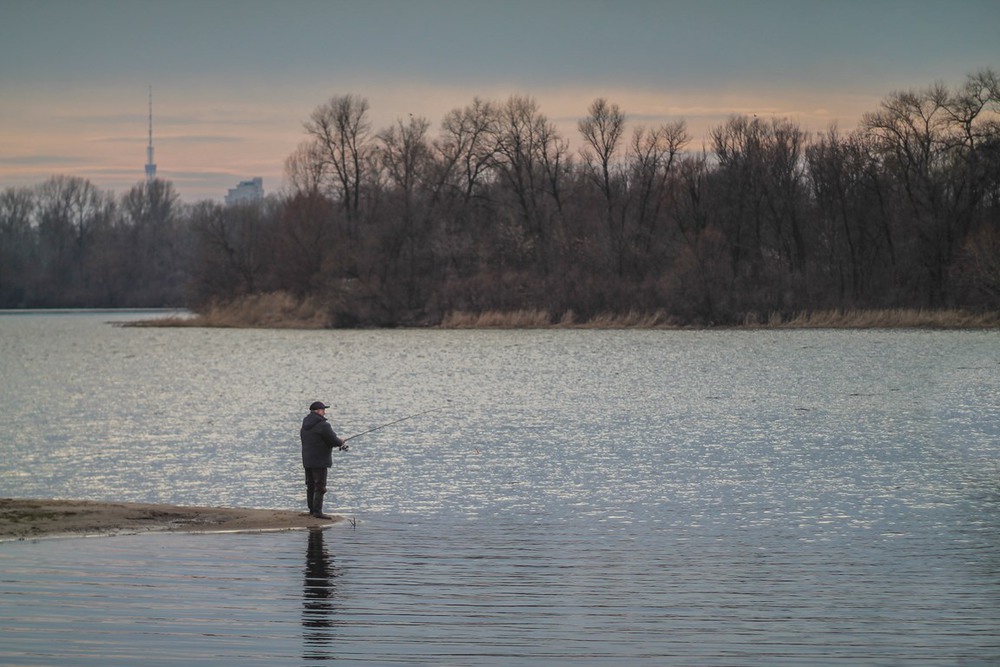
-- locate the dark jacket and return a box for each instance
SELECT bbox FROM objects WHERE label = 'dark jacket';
[301,412,343,468]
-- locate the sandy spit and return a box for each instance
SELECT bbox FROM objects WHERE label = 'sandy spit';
[0,498,343,541]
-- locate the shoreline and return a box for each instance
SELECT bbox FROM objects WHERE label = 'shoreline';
[0,498,344,542]
[120,302,1000,330]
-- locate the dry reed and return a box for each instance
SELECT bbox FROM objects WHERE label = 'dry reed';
[439,309,678,329]
[129,292,331,329]
[134,301,1000,330]
[750,308,1000,329]
[439,309,556,328]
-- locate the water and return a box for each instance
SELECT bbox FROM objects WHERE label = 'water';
[2,312,999,665]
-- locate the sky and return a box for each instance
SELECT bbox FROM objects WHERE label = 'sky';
[1,0,997,203]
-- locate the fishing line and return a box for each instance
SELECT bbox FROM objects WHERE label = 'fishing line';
[342,405,447,443]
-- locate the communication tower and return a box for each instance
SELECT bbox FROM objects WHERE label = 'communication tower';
[145,87,157,183]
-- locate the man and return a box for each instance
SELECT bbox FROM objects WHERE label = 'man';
[300,401,348,520]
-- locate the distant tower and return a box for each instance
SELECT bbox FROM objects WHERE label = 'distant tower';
[145,87,157,183]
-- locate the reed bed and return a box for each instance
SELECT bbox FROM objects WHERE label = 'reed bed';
[439,309,678,329]
[134,299,999,330]
[129,292,330,329]
[442,308,1000,329]
[439,309,558,328]
[753,308,1000,329]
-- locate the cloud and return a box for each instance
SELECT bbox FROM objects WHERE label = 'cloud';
[92,134,245,145]
[0,155,89,166]
[165,135,246,145]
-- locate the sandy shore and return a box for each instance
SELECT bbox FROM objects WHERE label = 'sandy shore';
[0,498,344,541]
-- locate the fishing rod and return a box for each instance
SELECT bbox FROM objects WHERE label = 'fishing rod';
[342,405,446,443]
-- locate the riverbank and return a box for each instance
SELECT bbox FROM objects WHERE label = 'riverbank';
[0,498,343,541]
[127,293,1000,330]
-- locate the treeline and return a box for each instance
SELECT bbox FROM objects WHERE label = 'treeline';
[1,69,998,325]
[0,177,190,308]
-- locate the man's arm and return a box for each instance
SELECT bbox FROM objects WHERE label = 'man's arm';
[321,422,348,451]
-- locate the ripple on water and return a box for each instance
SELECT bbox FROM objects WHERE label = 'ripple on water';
[1,317,999,665]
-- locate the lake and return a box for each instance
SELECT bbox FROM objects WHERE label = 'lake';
[1,311,998,665]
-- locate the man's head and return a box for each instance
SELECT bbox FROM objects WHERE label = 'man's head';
[309,401,330,413]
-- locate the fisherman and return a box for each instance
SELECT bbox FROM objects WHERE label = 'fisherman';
[300,401,348,520]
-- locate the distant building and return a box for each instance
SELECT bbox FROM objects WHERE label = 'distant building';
[225,177,264,206]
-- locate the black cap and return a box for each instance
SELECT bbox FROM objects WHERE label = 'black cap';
[309,401,330,411]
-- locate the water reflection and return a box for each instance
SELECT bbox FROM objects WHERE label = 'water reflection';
[302,528,342,661]
[4,317,1000,664]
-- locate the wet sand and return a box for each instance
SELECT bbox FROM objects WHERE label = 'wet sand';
[0,498,343,540]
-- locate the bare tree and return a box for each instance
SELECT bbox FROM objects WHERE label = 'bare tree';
[0,187,36,306]
[376,114,435,311]
[302,94,373,224]
[378,115,432,204]
[711,115,806,283]
[578,97,628,276]
[663,152,736,322]
[626,120,689,263]
[285,140,327,196]
[435,97,499,202]
[806,128,896,304]
[489,95,568,274]
[34,176,115,304]
[190,200,273,302]
[427,98,500,310]
[273,191,338,296]
[579,97,626,206]
[862,73,999,303]
[115,179,184,304]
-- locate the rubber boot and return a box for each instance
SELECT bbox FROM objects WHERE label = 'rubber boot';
[306,492,314,515]
[311,493,333,520]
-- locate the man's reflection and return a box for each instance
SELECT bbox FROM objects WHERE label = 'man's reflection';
[302,528,342,661]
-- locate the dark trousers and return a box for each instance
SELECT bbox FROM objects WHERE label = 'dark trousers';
[304,467,329,512]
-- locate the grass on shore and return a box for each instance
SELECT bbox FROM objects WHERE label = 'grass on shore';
[438,309,674,328]
[441,307,1000,329]
[750,308,1000,329]
[129,293,1000,330]
[129,292,330,329]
